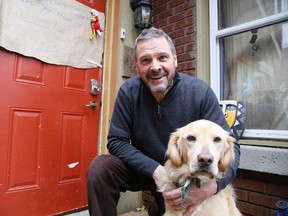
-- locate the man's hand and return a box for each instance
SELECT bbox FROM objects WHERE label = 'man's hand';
[152,165,167,190]
[162,179,217,216]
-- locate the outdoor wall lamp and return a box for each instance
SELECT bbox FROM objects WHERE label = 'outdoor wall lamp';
[130,0,152,29]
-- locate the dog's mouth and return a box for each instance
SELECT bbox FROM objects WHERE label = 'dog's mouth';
[187,171,215,188]
[190,162,218,178]
[190,170,215,179]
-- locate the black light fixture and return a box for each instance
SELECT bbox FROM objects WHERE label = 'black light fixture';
[130,0,152,29]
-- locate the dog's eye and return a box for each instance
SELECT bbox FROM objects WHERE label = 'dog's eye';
[214,136,222,142]
[187,135,196,142]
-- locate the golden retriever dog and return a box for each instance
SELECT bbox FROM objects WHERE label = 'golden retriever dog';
[159,119,241,216]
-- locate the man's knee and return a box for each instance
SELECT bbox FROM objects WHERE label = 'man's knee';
[87,155,108,181]
[87,155,123,182]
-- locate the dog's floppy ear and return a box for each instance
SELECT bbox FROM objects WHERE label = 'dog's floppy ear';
[218,135,235,172]
[166,131,187,167]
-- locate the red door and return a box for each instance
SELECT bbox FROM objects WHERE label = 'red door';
[0,1,105,215]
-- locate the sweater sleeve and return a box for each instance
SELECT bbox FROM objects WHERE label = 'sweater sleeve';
[217,140,240,192]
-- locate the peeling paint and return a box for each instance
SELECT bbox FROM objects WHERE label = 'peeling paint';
[67,162,79,168]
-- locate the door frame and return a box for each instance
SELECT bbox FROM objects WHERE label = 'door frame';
[99,0,122,154]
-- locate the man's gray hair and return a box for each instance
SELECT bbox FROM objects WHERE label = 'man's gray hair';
[134,27,176,59]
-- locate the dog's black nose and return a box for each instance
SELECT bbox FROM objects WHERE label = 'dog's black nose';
[197,153,214,166]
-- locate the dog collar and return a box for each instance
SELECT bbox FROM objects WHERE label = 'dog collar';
[181,179,192,204]
[174,177,202,204]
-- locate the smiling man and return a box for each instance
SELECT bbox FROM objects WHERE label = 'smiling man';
[135,33,177,102]
[86,27,240,216]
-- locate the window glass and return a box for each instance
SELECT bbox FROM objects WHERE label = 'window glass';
[218,0,288,29]
[220,22,288,130]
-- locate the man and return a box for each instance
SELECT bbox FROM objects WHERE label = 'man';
[86,27,240,216]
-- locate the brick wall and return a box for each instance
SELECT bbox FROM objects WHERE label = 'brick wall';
[234,170,288,216]
[152,0,196,76]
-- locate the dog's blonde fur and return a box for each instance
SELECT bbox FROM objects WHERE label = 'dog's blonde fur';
[159,119,241,216]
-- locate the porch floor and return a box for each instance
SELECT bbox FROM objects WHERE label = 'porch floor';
[119,210,149,216]
[64,209,149,216]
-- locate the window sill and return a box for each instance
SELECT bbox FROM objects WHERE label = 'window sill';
[239,145,288,176]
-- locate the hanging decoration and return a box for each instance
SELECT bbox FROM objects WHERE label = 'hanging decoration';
[89,9,104,40]
[249,29,260,56]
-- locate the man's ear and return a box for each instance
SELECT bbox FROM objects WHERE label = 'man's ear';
[173,54,178,67]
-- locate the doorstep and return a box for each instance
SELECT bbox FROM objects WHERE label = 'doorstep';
[64,209,148,216]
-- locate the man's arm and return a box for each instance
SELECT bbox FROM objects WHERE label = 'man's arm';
[107,87,160,177]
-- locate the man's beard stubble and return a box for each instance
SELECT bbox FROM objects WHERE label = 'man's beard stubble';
[146,70,173,94]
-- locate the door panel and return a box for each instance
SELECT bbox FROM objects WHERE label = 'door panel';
[0,48,102,215]
[0,1,104,214]
[7,109,42,192]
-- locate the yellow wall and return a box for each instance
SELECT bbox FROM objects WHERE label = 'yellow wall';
[100,0,143,213]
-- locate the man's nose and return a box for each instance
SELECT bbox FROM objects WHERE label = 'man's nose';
[150,59,161,71]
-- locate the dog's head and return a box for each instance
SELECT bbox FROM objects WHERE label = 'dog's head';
[166,119,235,178]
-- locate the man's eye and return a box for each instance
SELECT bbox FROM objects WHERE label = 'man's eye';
[141,58,150,64]
[159,56,168,61]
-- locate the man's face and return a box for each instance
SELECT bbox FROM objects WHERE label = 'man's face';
[135,37,178,96]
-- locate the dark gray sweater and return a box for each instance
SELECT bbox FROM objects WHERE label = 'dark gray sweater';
[107,72,240,192]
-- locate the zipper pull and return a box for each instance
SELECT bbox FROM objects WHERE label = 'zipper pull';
[157,105,161,120]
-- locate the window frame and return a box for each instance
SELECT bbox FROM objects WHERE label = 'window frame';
[209,0,288,140]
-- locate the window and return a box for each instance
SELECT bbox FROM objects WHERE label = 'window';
[210,0,288,140]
